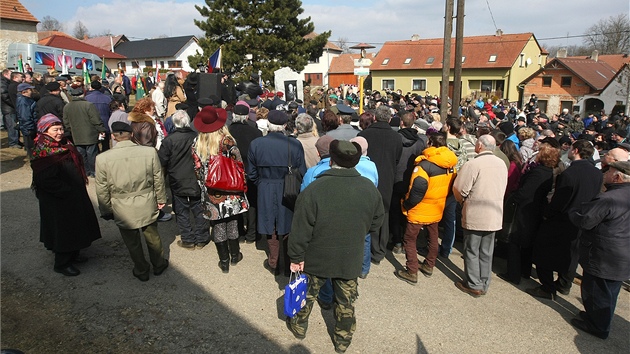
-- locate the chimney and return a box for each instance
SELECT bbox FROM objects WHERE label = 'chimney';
[83,34,88,40]
[557,48,568,58]
[495,29,503,37]
[591,50,599,62]
[410,34,420,41]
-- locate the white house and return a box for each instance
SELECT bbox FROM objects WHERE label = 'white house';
[0,0,38,70]
[579,64,630,116]
[299,32,343,87]
[113,35,202,73]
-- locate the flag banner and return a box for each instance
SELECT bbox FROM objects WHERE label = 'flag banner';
[17,54,24,73]
[61,51,69,75]
[82,58,91,85]
[155,64,160,83]
[101,56,107,81]
[208,47,222,73]
[135,69,145,100]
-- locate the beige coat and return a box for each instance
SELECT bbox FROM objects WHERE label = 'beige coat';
[95,140,167,229]
[453,151,507,231]
[166,86,186,117]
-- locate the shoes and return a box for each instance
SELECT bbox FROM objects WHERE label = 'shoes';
[334,346,347,353]
[228,239,243,265]
[286,318,306,340]
[525,286,555,300]
[177,240,196,249]
[554,281,571,295]
[419,261,433,277]
[438,251,449,259]
[570,318,608,339]
[157,212,172,222]
[133,270,149,282]
[245,239,256,244]
[392,243,403,254]
[54,265,80,276]
[230,252,243,265]
[196,242,209,249]
[218,260,230,273]
[154,260,169,276]
[317,298,333,310]
[497,272,520,285]
[72,254,88,264]
[455,281,485,298]
[578,311,587,320]
[394,269,418,285]
[370,258,381,266]
[359,273,368,279]
[263,260,277,276]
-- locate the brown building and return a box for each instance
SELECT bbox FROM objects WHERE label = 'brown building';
[328,52,376,88]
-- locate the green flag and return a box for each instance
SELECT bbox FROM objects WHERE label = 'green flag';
[101,56,107,81]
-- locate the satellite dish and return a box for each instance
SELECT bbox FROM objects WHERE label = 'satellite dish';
[526,58,532,66]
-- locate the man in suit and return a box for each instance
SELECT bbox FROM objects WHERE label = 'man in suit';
[95,122,169,281]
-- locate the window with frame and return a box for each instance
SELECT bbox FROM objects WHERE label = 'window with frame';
[519,53,525,67]
[159,61,164,68]
[381,58,390,65]
[145,60,153,67]
[412,79,426,91]
[489,55,497,62]
[168,60,182,68]
[461,56,466,63]
[561,101,573,112]
[426,57,435,64]
[382,79,394,90]
[404,58,412,64]
[537,100,548,113]
[561,76,572,87]
[118,61,126,71]
[481,80,493,91]
[131,61,139,69]
[542,76,552,87]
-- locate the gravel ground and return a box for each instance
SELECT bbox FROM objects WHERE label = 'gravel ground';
[1,134,628,353]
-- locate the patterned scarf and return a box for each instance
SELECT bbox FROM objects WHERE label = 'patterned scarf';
[30,133,88,184]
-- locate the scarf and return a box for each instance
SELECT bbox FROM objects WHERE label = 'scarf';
[31,133,88,185]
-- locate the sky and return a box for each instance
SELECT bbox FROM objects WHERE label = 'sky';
[22,0,628,52]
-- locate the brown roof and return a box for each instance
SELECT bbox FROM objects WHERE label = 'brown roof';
[37,31,72,41]
[573,54,630,72]
[555,57,618,91]
[1,0,38,23]
[304,32,343,52]
[83,35,129,52]
[372,33,538,70]
[329,53,376,74]
[39,35,126,59]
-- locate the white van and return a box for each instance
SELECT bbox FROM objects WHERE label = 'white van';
[7,43,105,76]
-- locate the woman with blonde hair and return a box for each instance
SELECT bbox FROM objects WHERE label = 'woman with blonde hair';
[192,106,249,273]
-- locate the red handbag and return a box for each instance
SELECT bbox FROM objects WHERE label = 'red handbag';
[205,151,247,193]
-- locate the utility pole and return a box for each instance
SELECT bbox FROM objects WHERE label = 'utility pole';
[452,0,465,118]
[440,0,454,121]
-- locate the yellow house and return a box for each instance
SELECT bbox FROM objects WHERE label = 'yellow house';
[370,31,548,103]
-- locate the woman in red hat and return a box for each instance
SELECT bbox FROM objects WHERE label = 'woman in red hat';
[192,106,249,273]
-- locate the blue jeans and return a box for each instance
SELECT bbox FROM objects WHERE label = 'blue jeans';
[3,112,20,147]
[439,194,456,256]
[76,144,99,177]
[172,195,209,244]
[319,233,370,305]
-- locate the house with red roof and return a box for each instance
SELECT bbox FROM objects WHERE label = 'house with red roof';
[370,31,547,103]
[328,52,376,88]
[83,35,129,52]
[521,51,630,115]
[299,32,343,87]
[0,0,39,70]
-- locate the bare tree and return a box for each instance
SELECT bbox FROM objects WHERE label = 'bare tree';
[336,37,353,53]
[583,14,630,54]
[96,29,113,37]
[73,21,90,40]
[38,16,64,31]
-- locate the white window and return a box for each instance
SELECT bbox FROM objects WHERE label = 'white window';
[382,79,394,90]
[404,58,412,64]
[426,57,435,64]
[461,56,466,63]
[412,79,426,91]
[381,58,390,65]
[519,53,525,67]
[489,55,497,62]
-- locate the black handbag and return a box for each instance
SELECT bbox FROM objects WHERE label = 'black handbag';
[282,138,302,211]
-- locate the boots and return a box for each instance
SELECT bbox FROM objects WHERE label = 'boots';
[215,241,230,273]
[228,238,243,265]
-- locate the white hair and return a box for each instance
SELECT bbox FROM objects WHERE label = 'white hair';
[267,122,285,132]
[477,134,496,151]
[172,110,190,128]
[232,113,249,123]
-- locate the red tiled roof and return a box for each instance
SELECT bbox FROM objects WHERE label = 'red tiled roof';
[555,57,618,91]
[329,53,376,74]
[37,31,72,41]
[569,54,630,72]
[83,35,128,52]
[372,33,537,70]
[304,32,343,52]
[38,35,126,59]
[1,0,38,23]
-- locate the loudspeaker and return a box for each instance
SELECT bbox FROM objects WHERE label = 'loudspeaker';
[197,73,221,100]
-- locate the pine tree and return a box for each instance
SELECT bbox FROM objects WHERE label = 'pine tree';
[190,0,330,83]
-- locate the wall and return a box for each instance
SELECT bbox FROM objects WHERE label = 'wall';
[523,66,593,115]
[505,37,548,102]
[0,19,38,70]
[300,48,340,87]
[329,73,358,88]
[118,40,203,74]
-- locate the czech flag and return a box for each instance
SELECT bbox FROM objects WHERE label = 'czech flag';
[207,47,221,73]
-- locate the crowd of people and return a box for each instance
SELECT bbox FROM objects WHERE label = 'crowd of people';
[2,65,629,352]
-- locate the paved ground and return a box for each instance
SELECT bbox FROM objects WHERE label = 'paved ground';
[1,134,628,353]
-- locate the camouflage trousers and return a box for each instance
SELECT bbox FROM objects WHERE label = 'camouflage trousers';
[287,274,358,352]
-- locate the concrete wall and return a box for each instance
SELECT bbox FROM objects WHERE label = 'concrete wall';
[0,20,38,70]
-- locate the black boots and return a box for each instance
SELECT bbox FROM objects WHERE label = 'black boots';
[228,239,243,265]
[215,239,244,273]
[215,241,230,273]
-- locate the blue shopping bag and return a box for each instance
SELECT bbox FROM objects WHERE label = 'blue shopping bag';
[284,272,308,318]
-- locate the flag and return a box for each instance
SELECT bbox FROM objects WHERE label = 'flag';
[207,47,221,73]
[135,69,145,100]
[17,54,24,73]
[155,63,160,83]
[258,70,263,88]
[61,51,68,75]
[101,56,107,81]
[82,58,91,85]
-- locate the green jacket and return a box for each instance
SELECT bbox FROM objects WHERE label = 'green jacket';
[95,140,166,229]
[62,97,105,145]
[288,168,384,279]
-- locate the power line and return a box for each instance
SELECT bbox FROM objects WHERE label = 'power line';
[485,0,499,32]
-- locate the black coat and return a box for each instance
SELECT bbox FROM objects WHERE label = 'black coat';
[513,164,553,248]
[157,127,200,197]
[229,121,263,206]
[533,159,603,270]
[358,121,403,209]
[33,156,101,253]
[36,92,65,120]
[571,183,630,281]
[1,76,15,114]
